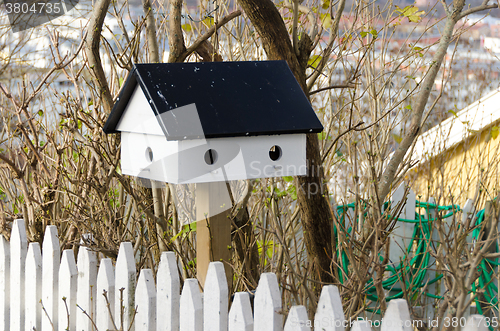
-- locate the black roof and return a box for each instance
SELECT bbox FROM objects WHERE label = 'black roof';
[103,61,323,140]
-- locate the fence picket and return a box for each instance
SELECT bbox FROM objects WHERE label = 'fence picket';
[284,306,310,331]
[42,225,60,331]
[380,299,412,331]
[96,258,115,331]
[204,262,228,331]
[76,244,97,331]
[157,251,180,331]
[1,218,495,331]
[313,285,345,331]
[254,273,282,331]
[350,321,373,331]
[59,249,78,331]
[136,269,157,331]
[463,315,489,331]
[11,219,27,331]
[180,278,203,331]
[25,242,42,331]
[228,292,253,331]
[115,242,136,331]
[0,235,9,330]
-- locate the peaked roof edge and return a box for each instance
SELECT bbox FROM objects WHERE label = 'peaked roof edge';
[103,61,324,139]
[102,66,140,134]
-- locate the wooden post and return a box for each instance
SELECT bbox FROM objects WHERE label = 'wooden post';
[196,182,232,287]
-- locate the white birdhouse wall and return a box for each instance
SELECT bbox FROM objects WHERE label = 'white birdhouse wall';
[120,132,180,182]
[119,133,307,184]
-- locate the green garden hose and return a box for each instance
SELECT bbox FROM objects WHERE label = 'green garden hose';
[335,200,499,323]
[335,201,458,307]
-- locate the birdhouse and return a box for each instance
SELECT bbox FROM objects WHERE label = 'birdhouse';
[103,60,323,184]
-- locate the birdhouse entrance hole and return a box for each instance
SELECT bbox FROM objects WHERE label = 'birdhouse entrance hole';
[204,149,218,165]
[269,145,282,161]
[145,147,154,162]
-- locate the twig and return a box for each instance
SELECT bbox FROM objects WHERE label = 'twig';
[306,0,346,91]
[62,297,70,331]
[321,121,364,163]
[76,304,99,330]
[103,289,119,330]
[40,299,55,331]
[178,10,242,62]
[309,82,357,94]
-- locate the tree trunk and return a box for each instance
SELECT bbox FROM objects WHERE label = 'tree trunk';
[237,0,306,89]
[238,0,335,283]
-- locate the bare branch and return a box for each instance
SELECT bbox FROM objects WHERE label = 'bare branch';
[459,3,499,19]
[378,0,468,201]
[85,0,114,113]
[440,0,451,15]
[0,153,23,179]
[283,0,318,40]
[306,0,346,91]
[178,10,242,62]
[309,82,357,94]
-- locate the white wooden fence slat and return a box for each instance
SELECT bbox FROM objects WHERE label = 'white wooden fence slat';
[463,315,489,331]
[0,229,496,331]
[380,299,412,331]
[135,269,157,331]
[115,242,136,331]
[179,278,203,331]
[254,272,282,331]
[76,244,98,331]
[284,306,310,331]
[350,320,373,331]
[204,261,228,331]
[389,182,416,265]
[313,285,345,331]
[11,219,27,331]
[42,225,60,331]
[25,242,42,331]
[228,292,253,331]
[0,235,10,330]
[96,258,115,331]
[59,249,78,331]
[157,251,180,331]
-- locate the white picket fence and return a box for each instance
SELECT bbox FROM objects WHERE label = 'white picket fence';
[0,218,491,331]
